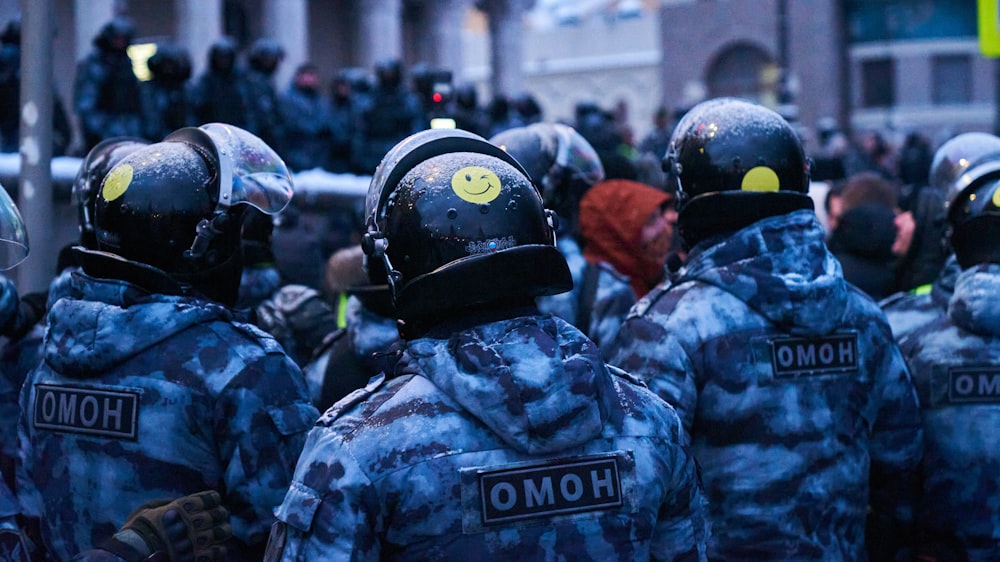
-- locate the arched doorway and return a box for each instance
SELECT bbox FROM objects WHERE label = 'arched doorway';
[705,42,777,104]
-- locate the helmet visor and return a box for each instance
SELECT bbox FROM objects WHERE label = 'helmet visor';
[199,123,294,215]
[553,124,605,188]
[0,186,28,270]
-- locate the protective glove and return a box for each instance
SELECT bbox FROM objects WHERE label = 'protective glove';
[101,490,232,562]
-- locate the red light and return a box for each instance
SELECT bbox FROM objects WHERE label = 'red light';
[433,92,443,103]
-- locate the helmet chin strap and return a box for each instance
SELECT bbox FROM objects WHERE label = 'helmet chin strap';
[362,221,403,303]
[184,212,232,263]
[184,136,235,264]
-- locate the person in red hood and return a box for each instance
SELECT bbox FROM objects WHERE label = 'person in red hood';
[577,178,674,355]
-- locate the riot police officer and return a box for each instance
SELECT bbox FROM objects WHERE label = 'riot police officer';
[265,128,709,560]
[881,132,1000,342]
[889,155,1000,562]
[17,124,318,559]
[490,122,606,330]
[608,98,923,561]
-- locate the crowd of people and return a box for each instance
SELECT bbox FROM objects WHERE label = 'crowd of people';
[0,12,995,562]
[0,16,551,178]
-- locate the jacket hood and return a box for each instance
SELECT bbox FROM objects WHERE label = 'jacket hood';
[344,295,399,360]
[948,263,1000,336]
[679,209,850,336]
[401,313,610,455]
[43,273,233,377]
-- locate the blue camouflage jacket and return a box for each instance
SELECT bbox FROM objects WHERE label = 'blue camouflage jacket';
[891,262,1000,562]
[17,271,318,560]
[608,210,924,561]
[268,311,709,561]
[880,254,959,343]
[583,261,638,358]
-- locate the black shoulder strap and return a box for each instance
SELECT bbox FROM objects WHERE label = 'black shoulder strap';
[318,328,370,412]
[575,261,601,334]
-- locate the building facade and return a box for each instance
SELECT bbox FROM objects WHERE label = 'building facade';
[0,0,991,153]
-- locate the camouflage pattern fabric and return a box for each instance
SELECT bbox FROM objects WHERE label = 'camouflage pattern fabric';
[537,235,586,324]
[18,271,318,560]
[267,312,709,561]
[255,284,339,367]
[608,210,923,561]
[0,472,29,562]
[880,254,959,343]
[238,263,283,310]
[585,262,638,357]
[891,262,1000,561]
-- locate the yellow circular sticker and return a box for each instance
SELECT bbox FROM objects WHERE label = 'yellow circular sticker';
[992,185,1000,208]
[741,166,780,192]
[102,164,134,202]
[451,166,501,204]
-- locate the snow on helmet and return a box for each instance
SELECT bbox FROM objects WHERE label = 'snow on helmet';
[663,97,812,249]
[92,123,292,304]
[946,156,1000,269]
[490,122,605,224]
[363,128,571,327]
[929,132,1000,193]
[73,136,151,250]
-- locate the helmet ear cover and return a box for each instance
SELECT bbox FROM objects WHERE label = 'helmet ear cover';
[950,216,1000,269]
[677,191,814,250]
[394,244,572,323]
[947,169,1000,269]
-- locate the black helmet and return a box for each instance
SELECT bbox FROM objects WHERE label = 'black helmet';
[73,137,151,251]
[147,42,192,84]
[0,181,27,270]
[1,17,20,46]
[929,132,1000,193]
[208,37,238,73]
[946,155,1000,269]
[664,97,812,249]
[490,122,605,225]
[374,58,402,90]
[91,123,293,304]
[363,128,571,331]
[94,17,135,52]
[248,38,284,74]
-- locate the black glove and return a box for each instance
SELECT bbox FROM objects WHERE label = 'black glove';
[101,490,232,562]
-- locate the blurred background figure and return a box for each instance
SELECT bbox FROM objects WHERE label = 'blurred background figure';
[244,37,285,149]
[140,41,193,142]
[72,17,142,153]
[577,177,672,356]
[279,62,334,172]
[827,172,901,301]
[190,36,250,129]
[302,244,399,411]
[326,68,363,173]
[350,58,422,175]
[0,16,70,155]
[450,83,490,138]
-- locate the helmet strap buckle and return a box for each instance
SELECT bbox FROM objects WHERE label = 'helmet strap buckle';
[184,211,230,263]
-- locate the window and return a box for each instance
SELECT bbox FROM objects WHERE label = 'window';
[932,54,972,104]
[860,58,895,108]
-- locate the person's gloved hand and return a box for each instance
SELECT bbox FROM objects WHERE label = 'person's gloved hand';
[101,490,231,562]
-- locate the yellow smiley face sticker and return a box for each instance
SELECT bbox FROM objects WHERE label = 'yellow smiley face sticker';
[992,185,1000,208]
[102,163,134,202]
[452,166,501,204]
[741,166,780,192]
